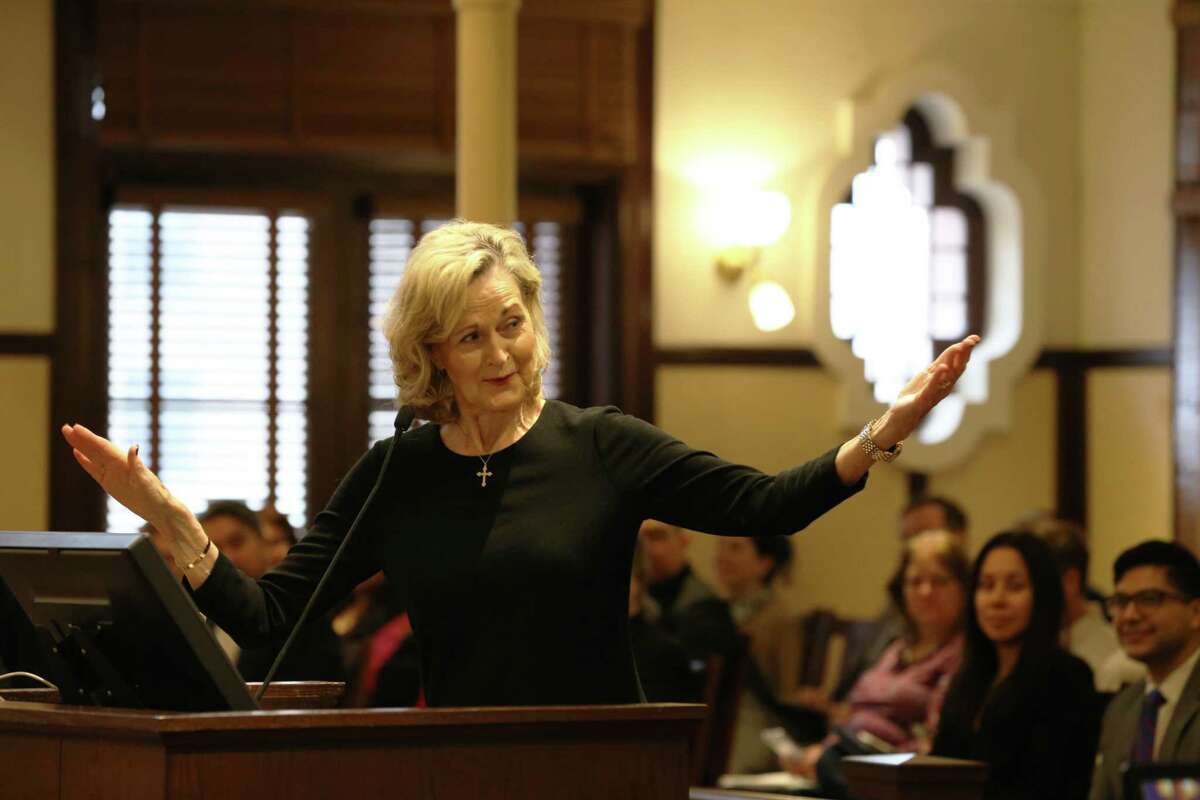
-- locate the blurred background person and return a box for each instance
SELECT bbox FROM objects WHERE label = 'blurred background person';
[814,496,969,707]
[640,520,719,625]
[718,536,800,774]
[197,500,345,684]
[256,503,298,570]
[782,530,968,797]
[1025,516,1144,692]
[628,543,700,702]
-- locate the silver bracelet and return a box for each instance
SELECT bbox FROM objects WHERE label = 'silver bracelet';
[858,419,903,463]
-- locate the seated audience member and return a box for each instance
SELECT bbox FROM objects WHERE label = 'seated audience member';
[782,531,968,797]
[933,531,1097,800]
[823,496,969,703]
[1027,517,1144,692]
[256,503,297,570]
[1091,541,1200,800]
[337,573,422,708]
[639,519,739,663]
[641,519,719,621]
[719,536,801,774]
[198,500,345,683]
[900,496,969,541]
[628,544,701,702]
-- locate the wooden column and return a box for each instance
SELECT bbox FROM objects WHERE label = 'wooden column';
[453,0,520,225]
[1176,2,1200,550]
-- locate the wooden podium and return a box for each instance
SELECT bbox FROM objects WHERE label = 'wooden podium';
[842,753,988,800]
[0,684,706,800]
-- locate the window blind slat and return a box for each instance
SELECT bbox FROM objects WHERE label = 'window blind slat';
[107,205,310,532]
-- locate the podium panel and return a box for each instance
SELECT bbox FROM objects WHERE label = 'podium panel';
[0,690,704,800]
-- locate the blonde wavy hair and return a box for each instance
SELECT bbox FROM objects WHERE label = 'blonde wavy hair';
[382,220,551,424]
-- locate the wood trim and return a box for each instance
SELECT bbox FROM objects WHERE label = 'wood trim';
[1176,222,1200,551]
[0,335,54,356]
[655,348,823,367]
[907,471,929,502]
[51,0,109,533]
[1177,13,1200,551]
[1056,365,1088,527]
[1175,1,1200,28]
[614,7,654,421]
[654,346,1173,370]
[1035,348,1173,369]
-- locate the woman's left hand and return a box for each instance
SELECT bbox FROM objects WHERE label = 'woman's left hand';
[870,335,980,450]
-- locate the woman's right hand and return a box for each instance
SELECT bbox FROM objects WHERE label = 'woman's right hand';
[60,423,174,526]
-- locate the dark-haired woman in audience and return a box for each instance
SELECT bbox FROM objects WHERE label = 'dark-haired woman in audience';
[933,531,1098,800]
[782,530,969,796]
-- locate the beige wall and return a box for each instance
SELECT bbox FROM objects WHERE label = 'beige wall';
[0,0,54,530]
[655,0,1175,618]
[1088,368,1174,593]
[1078,0,1174,349]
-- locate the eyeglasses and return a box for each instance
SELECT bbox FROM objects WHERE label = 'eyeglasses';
[1105,589,1193,615]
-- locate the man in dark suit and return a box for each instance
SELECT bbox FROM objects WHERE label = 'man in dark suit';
[1091,541,1200,800]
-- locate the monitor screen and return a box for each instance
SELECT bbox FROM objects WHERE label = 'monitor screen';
[0,531,256,711]
[1124,764,1200,800]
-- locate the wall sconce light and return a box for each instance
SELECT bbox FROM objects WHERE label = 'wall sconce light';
[700,190,793,281]
[698,189,795,331]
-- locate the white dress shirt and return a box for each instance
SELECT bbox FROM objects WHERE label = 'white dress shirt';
[1067,602,1144,691]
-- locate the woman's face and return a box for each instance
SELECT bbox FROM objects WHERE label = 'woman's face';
[974,546,1035,646]
[903,547,965,638]
[715,539,775,599]
[430,268,538,419]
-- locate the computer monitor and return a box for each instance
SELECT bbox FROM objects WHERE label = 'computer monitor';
[0,531,256,711]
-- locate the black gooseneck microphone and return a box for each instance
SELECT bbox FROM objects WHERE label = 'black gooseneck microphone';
[254,406,415,704]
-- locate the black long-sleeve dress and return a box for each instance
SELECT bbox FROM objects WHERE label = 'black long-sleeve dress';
[192,401,865,707]
[933,649,1098,800]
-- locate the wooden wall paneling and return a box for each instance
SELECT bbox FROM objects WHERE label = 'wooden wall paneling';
[1177,222,1200,550]
[0,335,54,355]
[143,4,292,145]
[299,192,365,525]
[518,19,589,162]
[1056,365,1088,527]
[52,0,110,533]
[97,0,644,167]
[95,1,139,142]
[591,22,638,163]
[0,732,60,799]
[294,10,449,149]
[1177,3,1200,551]
[616,7,654,421]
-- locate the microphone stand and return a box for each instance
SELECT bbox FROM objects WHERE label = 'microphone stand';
[254,406,415,704]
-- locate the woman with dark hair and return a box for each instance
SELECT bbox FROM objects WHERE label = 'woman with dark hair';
[933,531,1098,800]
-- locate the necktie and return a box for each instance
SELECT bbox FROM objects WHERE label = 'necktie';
[1133,689,1167,762]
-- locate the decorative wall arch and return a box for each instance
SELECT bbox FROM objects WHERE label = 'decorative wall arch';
[810,65,1046,472]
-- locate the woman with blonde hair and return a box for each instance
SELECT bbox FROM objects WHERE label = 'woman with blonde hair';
[62,220,979,707]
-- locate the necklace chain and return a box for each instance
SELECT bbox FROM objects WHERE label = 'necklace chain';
[476,452,494,488]
[458,402,540,488]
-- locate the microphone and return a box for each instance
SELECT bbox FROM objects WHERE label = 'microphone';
[254,406,416,703]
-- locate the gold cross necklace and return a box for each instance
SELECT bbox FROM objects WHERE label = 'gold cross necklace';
[476,453,494,488]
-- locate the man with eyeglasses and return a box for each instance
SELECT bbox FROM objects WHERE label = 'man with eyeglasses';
[1091,541,1200,800]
